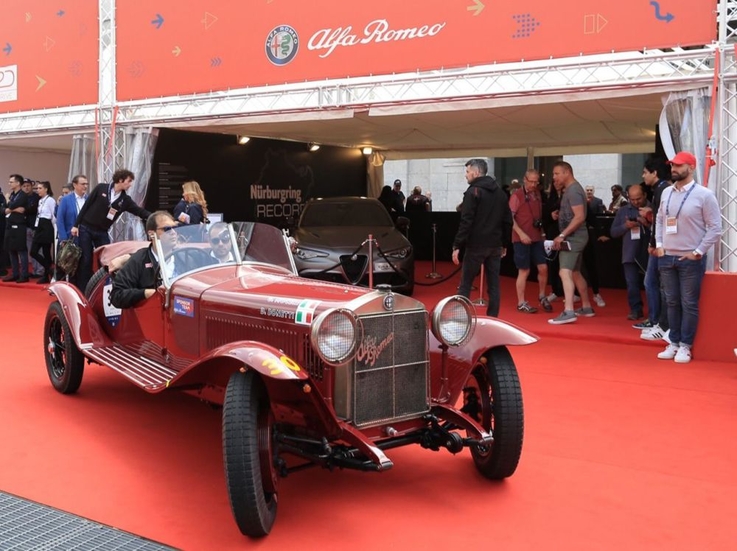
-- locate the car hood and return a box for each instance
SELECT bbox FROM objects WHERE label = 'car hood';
[295,226,407,251]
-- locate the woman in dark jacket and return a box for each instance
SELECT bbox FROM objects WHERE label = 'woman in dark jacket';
[173,180,209,225]
[30,181,56,284]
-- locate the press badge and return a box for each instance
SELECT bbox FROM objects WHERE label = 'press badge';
[630,226,640,240]
[107,207,117,220]
[665,216,678,234]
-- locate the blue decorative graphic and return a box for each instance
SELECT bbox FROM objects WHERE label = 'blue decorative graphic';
[57,10,65,17]
[512,14,541,39]
[266,25,299,66]
[3,43,12,56]
[151,13,164,29]
[173,296,195,318]
[649,1,674,23]
[211,57,222,67]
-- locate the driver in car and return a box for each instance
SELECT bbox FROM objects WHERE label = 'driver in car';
[208,222,234,263]
[110,211,179,309]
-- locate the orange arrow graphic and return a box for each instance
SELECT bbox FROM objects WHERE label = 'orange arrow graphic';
[172,46,181,56]
[25,13,32,23]
[467,0,484,16]
[202,12,218,29]
[35,75,46,92]
[44,36,55,51]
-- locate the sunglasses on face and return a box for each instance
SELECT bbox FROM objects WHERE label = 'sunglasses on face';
[210,234,230,245]
[158,225,178,233]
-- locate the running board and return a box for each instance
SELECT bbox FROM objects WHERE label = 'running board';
[83,345,179,392]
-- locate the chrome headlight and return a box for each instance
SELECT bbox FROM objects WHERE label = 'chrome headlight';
[385,246,411,259]
[431,296,475,347]
[311,309,360,365]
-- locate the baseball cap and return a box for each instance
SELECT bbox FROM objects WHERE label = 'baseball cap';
[667,152,697,167]
[393,179,401,185]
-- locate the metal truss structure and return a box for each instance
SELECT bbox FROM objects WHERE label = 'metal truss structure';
[0,0,735,270]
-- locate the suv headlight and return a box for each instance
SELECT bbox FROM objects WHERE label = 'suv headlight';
[431,296,475,346]
[311,309,361,365]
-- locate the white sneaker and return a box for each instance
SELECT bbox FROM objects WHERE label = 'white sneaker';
[546,293,559,303]
[661,329,671,344]
[641,324,664,340]
[573,295,581,303]
[657,343,679,360]
[593,293,606,307]
[674,345,692,364]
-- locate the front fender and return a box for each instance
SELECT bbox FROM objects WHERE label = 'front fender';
[429,316,537,402]
[174,341,342,437]
[48,281,112,350]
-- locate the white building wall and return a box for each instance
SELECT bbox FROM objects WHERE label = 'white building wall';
[563,153,622,208]
[385,157,491,212]
[0,148,70,197]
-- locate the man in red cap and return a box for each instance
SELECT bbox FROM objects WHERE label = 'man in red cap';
[654,151,721,363]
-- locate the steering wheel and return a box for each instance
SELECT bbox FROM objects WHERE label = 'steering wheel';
[169,247,217,277]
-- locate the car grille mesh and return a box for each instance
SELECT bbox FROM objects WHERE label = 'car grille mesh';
[352,310,429,427]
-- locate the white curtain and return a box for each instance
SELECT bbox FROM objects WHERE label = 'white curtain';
[67,134,99,188]
[112,127,159,242]
[658,88,713,188]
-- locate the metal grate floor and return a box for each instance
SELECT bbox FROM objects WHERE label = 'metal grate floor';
[0,491,178,551]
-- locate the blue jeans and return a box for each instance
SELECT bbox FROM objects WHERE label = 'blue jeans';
[658,255,707,347]
[644,256,669,329]
[458,246,502,317]
[77,225,111,292]
[622,262,643,314]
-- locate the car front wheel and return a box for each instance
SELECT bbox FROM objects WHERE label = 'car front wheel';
[462,346,524,479]
[43,301,84,394]
[222,370,278,537]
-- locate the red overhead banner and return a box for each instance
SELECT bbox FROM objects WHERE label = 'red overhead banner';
[0,0,98,114]
[117,0,716,102]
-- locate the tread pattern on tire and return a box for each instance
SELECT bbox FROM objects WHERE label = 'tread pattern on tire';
[44,301,85,394]
[84,267,108,299]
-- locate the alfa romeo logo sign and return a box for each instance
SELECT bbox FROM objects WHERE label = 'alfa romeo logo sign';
[266,25,299,66]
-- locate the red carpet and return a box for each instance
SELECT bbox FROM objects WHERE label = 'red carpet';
[1,269,736,550]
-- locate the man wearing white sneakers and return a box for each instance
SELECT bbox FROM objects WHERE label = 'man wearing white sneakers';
[654,152,721,363]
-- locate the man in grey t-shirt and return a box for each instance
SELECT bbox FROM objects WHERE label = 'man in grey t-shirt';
[548,161,595,324]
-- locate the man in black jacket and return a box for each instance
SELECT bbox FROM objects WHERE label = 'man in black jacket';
[452,159,513,317]
[71,169,151,293]
[110,211,178,309]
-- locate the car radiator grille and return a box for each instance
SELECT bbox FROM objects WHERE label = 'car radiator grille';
[352,310,429,427]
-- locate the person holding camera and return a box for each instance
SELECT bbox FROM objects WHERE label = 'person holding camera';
[610,183,651,321]
[509,169,551,313]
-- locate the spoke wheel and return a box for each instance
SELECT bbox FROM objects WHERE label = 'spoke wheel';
[43,301,84,394]
[222,370,278,537]
[463,346,524,479]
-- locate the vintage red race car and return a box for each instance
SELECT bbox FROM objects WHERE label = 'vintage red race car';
[43,222,536,537]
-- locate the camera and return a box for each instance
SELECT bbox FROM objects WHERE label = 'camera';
[533,219,543,229]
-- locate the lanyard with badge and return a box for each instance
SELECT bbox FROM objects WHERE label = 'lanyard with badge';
[664,184,695,235]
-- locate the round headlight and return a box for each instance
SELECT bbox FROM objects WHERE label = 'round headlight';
[431,296,476,346]
[310,309,360,365]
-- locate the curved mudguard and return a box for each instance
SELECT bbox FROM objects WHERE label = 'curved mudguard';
[47,281,113,351]
[175,341,343,437]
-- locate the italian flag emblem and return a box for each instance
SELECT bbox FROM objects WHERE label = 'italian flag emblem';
[295,300,320,325]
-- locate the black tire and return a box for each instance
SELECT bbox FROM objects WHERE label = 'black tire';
[43,301,85,394]
[462,346,523,479]
[222,371,278,537]
[84,267,108,299]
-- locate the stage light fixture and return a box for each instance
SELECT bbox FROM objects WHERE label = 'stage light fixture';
[362,146,373,155]
[237,135,250,145]
[308,142,320,152]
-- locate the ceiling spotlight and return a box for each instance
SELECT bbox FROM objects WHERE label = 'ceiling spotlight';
[237,135,250,145]
[362,146,373,155]
[308,143,320,152]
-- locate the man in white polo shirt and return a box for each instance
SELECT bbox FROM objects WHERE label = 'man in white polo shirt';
[654,151,721,363]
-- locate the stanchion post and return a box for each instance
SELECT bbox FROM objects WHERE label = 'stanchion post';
[472,265,487,306]
[426,223,442,279]
[367,233,373,290]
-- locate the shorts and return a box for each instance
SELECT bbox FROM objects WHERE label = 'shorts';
[558,231,588,271]
[513,241,546,270]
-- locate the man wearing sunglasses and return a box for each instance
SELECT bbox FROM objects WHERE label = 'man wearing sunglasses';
[110,211,178,309]
[208,222,234,263]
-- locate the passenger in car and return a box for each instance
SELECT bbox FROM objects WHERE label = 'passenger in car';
[208,222,235,263]
[110,211,179,309]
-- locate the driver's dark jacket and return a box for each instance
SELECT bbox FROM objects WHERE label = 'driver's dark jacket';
[453,175,512,250]
[110,246,160,309]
